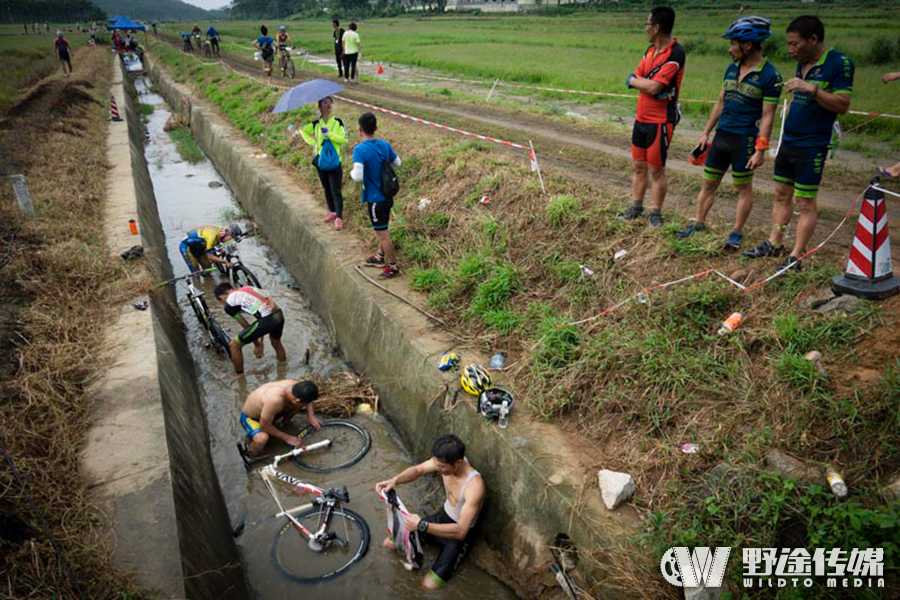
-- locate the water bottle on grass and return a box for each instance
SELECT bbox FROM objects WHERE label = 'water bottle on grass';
[498,400,509,429]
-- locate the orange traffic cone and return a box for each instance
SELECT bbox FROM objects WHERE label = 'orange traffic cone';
[377,63,385,75]
[832,181,900,299]
[109,95,122,121]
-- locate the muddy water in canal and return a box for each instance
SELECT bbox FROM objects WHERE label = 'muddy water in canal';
[135,77,515,599]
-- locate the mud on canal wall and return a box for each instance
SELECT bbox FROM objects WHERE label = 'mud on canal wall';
[149,58,638,593]
[119,66,249,598]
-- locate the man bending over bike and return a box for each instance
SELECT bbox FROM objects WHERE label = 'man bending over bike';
[238,380,322,459]
[179,224,240,273]
[214,282,286,374]
[376,434,485,590]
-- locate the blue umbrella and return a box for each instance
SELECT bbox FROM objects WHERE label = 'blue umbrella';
[272,79,345,114]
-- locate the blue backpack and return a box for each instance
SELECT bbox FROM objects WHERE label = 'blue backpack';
[318,139,340,171]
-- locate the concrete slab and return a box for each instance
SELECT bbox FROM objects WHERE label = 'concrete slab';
[79,55,184,599]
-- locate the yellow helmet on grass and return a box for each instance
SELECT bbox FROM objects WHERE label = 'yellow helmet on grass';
[460,364,491,395]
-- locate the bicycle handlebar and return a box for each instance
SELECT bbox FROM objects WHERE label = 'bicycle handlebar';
[156,267,217,287]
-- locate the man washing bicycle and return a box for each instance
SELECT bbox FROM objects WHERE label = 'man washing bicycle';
[214,282,286,375]
[238,380,322,461]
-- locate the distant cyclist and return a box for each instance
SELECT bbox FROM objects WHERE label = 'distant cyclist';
[676,17,781,250]
[206,24,220,56]
[181,32,193,53]
[179,224,240,273]
[54,30,72,76]
[276,25,291,74]
[214,282,286,375]
[253,25,276,80]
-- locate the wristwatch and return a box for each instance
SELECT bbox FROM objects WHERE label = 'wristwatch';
[417,519,428,534]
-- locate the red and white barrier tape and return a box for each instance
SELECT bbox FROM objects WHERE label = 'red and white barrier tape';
[334,95,530,152]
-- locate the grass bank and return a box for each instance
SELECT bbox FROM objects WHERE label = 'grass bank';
[149,39,900,595]
[0,47,145,597]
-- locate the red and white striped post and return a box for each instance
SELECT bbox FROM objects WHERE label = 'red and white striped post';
[832,183,899,299]
[109,95,122,121]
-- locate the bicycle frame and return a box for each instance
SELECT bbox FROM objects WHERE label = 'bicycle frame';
[260,463,346,546]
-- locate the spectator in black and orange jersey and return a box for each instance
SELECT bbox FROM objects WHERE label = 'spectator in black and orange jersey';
[620,7,686,228]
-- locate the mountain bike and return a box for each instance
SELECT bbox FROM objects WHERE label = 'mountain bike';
[181,35,193,53]
[192,33,202,53]
[239,420,371,473]
[204,36,220,57]
[213,233,262,288]
[167,270,231,355]
[278,45,295,79]
[260,460,370,583]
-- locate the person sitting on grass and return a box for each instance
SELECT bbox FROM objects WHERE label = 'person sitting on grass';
[253,25,276,80]
[376,434,485,590]
[214,282,287,376]
[351,112,402,279]
[237,380,322,463]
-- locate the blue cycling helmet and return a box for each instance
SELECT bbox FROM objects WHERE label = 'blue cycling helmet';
[722,16,772,43]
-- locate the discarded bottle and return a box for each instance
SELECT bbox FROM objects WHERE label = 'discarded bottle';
[717,312,744,336]
[637,293,649,304]
[826,468,848,498]
[613,249,628,261]
[579,264,594,277]
[417,198,432,210]
[489,352,506,369]
[498,400,509,429]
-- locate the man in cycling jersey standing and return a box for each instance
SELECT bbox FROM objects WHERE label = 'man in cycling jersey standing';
[179,224,240,274]
[254,25,276,81]
[620,7,686,228]
[214,282,286,375]
[376,434,485,590]
[743,16,853,273]
[237,380,322,460]
[54,30,72,76]
[676,17,781,250]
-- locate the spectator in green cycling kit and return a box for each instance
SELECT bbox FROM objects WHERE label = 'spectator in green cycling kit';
[677,16,781,251]
[214,282,286,375]
[299,96,348,230]
[376,434,485,590]
[744,15,853,273]
[341,23,360,82]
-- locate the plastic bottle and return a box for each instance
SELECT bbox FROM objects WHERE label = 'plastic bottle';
[717,312,744,336]
[489,352,506,369]
[826,468,848,498]
[498,400,509,429]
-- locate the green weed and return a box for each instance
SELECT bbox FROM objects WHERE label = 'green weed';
[167,127,204,163]
[470,263,520,315]
[544,194,579,227]
[410,268,447,292]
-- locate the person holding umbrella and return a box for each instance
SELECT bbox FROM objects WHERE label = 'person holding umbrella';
[299,96,348,230]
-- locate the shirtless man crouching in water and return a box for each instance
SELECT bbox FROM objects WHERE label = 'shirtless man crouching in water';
[237,379,322,464]
[376,434,485,589]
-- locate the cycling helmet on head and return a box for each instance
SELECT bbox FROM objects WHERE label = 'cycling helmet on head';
[220,223,242,239]
[279,25,286,31]
[460,364,491,395]
[722,16,772,43]
[478,387,514,419]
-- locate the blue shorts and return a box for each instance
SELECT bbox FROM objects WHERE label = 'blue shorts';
[704,131,756,186]
[773,142,828,199]
[240,413,262,438]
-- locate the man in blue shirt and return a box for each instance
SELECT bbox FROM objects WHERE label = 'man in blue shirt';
[351,112,403,279]
[744,15,853,272]
[677,16,781,251]
[253,25,276,80]
[206,24,219,56]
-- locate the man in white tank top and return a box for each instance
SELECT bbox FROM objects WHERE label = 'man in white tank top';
[376,434,485,589]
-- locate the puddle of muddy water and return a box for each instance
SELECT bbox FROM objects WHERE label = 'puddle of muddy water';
[134,78,515,600]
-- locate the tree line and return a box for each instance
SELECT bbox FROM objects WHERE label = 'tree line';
[3,0,105,24]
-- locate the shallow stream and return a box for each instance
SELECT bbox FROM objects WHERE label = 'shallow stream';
[135,77,514,599]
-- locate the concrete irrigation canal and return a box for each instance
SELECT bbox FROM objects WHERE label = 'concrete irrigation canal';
[78,56,630,598]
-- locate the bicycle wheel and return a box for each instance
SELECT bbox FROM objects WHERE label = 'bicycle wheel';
[208,317,232,356]
[231,264,261,288]
[291,420,371,473]
[190,294,210,328]
[286,58,295,79]
[271,506,369,583]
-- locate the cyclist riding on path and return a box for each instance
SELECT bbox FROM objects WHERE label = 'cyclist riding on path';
[254,25,276,80]
[178,224,239,273]
[743,15,853,273]
[276,25,290,50]
[191,24,201,37]
[54,30,72,76]
[206,24,220,54]
[376,434,485,590]
[214,282,286,375]
[677,17,781,250]
[620,6,685,228]
[238,380,322,459]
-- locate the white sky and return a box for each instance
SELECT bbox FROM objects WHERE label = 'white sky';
[181,0,229,10]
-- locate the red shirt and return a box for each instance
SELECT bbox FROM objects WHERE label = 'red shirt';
[635,39,686,124]
[54,37,70,53]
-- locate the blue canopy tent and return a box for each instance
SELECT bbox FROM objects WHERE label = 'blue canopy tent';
[106,16,146,31]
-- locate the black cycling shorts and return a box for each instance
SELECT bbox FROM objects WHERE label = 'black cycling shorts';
[367,199,393,231]
[236,309,284,346]
[703,130,756,185]
[262,49,274,63]
[421,508,473,587]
